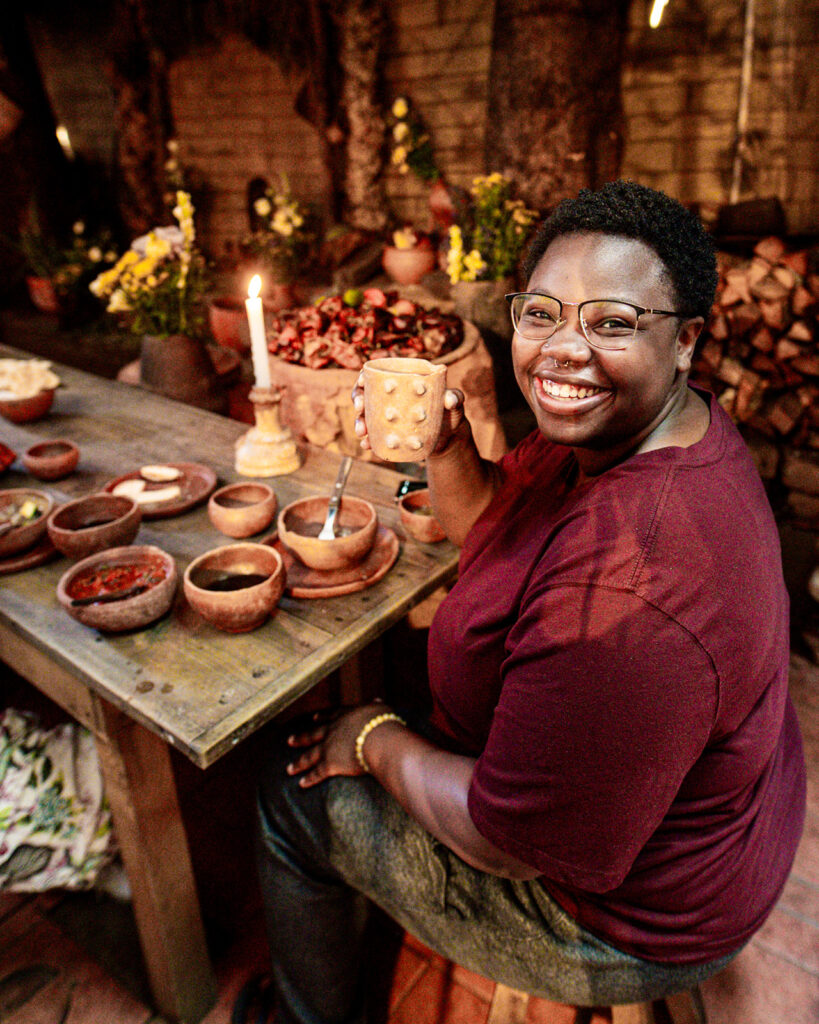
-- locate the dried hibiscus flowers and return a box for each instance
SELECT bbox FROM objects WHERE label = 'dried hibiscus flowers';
[266,288,464,370]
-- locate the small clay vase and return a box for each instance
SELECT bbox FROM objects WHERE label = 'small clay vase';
[362,357,447,462]
[381,245,437,286]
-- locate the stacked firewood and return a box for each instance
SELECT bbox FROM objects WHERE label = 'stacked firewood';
[692,236,819,450]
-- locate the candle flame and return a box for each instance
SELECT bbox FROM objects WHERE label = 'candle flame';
[649,0,669,28]
[248,274,262,299]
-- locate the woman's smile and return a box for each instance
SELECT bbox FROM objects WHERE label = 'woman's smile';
[533,374,610,409]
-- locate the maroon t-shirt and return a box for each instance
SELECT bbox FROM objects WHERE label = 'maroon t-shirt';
[427,389,806,964]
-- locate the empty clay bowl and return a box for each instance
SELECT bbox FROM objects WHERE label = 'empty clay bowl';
[23,439,80,481]
[0,488,54,558]
[398,488,446,543]
[57,544,177,632]
[277,495,378,571]
[183,542,285,633]
[47,493,141,560]
[208,481,277,538]
[0,388,55,424]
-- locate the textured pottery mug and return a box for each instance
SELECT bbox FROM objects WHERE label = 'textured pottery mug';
[362,357,447,462]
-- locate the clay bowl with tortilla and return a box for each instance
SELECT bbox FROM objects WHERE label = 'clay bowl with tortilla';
[0,488,55,558]
[47,493,141,560]
[277,495,377,572]
[398,488,446,543]
[23,439,80,481]
[208,482,277,538]
[183,542,285,633]
[57,544,177,632]
[0,387,56,424]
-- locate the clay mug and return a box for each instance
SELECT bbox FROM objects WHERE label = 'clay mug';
[361,357,447,462]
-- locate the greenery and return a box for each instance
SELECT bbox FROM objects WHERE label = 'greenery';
[89,191,207,337]
[19,207,116,300]
[242,175,321,283]
[446,173,538,283]
[388,96,440,184]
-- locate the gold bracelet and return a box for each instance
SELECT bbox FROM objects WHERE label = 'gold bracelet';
[354,712,406,773]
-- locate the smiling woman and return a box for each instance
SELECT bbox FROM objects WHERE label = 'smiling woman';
[254,181,806,1020]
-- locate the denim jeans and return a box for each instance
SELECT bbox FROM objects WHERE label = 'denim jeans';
[256,726,736,1024]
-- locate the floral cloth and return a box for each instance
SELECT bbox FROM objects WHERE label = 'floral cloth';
[0,709,116,891]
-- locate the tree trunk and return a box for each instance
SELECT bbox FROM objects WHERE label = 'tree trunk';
[110,0,173,236]
[334,0,388,231]
[485,0,632,212]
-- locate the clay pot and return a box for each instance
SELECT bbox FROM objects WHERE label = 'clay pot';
[25,275,61,314]
[398,488,446,543]
[57,545,177,633]
[0,387,55,423]
[47,493,142,560]
[139,334,226,413]
[208,482,277,538]
[428,179,456,232]
[0,489,54,558]
[23,439,80,480]
[382,245,437,286]
[184,542,285,633]
[208,297,249,352]
[278,495,377,571]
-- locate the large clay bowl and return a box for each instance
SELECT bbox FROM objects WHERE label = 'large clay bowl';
[277,495,377,571]
[0,488,54,558]
[23,439,80,481]
[47,493,141,560]
[183,542,285,633]
[208,482,277,538]
[398,488,446,543]
[57,544,177,632]
[0,387,55,424]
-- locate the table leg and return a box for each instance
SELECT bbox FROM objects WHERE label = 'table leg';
[93,701,217,1023]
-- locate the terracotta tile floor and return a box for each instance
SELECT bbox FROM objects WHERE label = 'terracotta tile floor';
[1,644,818,1024]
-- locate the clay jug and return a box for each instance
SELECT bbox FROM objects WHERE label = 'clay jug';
[139,334,226,413]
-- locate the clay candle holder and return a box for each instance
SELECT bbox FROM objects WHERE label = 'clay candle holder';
[235,385,302,477]
[361,358,447,462]
[208,481,277,538]
[23,439,80,481]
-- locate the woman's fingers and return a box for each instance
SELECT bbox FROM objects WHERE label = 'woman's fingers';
[287,723,328,748]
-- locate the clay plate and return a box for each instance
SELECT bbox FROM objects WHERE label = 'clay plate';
[0,533,59,575]
[104,462,217,519]
[264,525,399,599]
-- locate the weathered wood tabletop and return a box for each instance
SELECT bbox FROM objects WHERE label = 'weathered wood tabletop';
[0,344,460,1022]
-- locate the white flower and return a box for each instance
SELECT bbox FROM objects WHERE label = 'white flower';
[88,246,103,262]
[254,197,272,217]
[107,289,131,312]
[73,221,85,235]
[132,226,185,258]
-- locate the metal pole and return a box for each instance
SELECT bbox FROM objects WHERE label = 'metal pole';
[730,0,757,203]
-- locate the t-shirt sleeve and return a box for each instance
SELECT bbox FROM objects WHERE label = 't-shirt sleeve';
[467,582,719,892]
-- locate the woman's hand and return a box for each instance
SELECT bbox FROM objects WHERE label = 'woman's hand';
[286,703,387,788]
[352,373,467,455]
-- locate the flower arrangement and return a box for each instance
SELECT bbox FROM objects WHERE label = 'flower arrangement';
[389,97,440,183]
[19,210,115,300]
[243,176,320,284]
[89,191,207,338]
[446,173,538,284]
[391,226,433,251]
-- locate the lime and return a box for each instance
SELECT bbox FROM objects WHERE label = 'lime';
[343,287,364,307]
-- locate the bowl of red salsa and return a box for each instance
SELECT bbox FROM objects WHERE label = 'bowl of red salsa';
[56,544,177,632]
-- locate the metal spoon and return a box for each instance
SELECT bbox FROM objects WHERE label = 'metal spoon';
[319,456,353,540]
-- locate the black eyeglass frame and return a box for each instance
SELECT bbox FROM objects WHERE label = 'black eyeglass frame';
[505,291,686,350]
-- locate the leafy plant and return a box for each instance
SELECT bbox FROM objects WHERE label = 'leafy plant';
[242,175,321,284]
[388,96,440,184]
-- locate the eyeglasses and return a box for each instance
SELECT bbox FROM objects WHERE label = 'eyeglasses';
[505,292,684,351]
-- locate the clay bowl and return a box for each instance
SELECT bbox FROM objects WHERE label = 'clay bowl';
[398,488,446,543]
[277,495,378,572]
[47,493,141,560]
[23,439,80,481]
[57,544,177,633]
[0,388,55,424]
[0,488,55,558]
[208,482,277,538]
[183,542,285,633]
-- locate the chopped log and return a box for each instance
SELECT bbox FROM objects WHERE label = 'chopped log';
[791,354,819,378]
[749,325,774,351]
[787,319,813,343]
[758,297,788,331]
[730,301,763,334]
[753,236,788,264]
[719,282,745,306]
[780,363,805,388]
[717,387,737,413]
[734,370,764,422]
[750,352,778,376]
[772,265,799,291]
[767,393,804,435]
[751,275,791,301]
[724,267,754,304]
[781,250,809,276]
[709,312,730,340]
[775,337,803,362]
[791,286,815,316]
[698,338,723,370]
[715,357,743,387]
[747,257,771,285]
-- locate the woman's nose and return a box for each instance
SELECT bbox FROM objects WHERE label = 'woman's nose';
[539,314,591,359]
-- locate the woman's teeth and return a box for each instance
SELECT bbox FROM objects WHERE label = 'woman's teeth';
[539,379,603,400]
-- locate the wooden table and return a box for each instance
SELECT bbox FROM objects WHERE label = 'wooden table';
[0,348,460,1022]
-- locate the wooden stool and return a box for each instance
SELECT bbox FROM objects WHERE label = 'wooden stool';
[486,982,707,1024]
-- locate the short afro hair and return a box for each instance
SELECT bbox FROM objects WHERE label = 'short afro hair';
[523,180,717,320]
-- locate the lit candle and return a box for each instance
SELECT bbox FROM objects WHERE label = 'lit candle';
[246,274,271,390]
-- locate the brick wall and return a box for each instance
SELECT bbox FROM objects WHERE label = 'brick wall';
[26,0,819,251]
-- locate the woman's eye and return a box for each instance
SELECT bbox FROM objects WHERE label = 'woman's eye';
[523,307,556,322]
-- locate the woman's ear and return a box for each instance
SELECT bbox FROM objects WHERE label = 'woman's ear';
[675,317,704,373]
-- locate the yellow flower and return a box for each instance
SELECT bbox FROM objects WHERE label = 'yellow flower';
[145,234,171,260]
[88,246,103,262]
[393,122,410,142]
[393,229,417,250]
[107,289,131,312]
[463,249,486,281]
[399,163,409,175]
[392,97,408,119]
[391,145,407,166]
[254,197,272,217]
